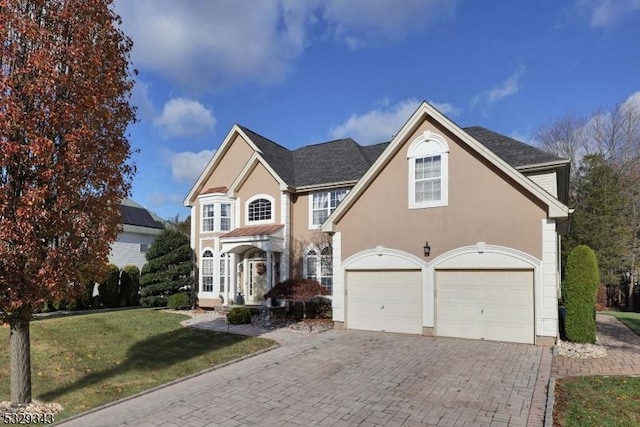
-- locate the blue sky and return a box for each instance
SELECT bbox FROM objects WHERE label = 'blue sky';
[112,0,640,221]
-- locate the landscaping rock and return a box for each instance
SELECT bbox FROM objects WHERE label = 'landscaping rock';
[553,340,607,359]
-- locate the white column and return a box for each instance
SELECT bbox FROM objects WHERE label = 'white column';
[331,232,344,322]
[266,251,273,290]
[280,191,290,280]
[229,253,238,304]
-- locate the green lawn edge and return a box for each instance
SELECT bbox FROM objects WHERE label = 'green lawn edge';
[0,308,276,422]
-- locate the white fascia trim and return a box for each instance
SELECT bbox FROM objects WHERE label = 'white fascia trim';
[322,102,570,231]
[121,224,164,236]
[294,180,358,192]
[516,159,571,172]
[184,124,246,206]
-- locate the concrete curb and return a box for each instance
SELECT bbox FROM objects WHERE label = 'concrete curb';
[544,377,555,427]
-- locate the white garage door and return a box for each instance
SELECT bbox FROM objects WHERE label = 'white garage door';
[436,270,534,344]
[346,270,422,334]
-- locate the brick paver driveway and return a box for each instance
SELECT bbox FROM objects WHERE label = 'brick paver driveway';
[59,329,548,427]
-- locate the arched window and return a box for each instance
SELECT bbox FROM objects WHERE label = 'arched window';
[201,250,214,293]
[303,245,333,294]
[247,196,273,223]
[407,131,449,209]
[304,248,318,280]
[320,246,333,293]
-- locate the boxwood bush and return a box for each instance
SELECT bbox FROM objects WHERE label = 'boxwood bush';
[167,292,191,310]
[564,245,600,343]
[227,307,252,325]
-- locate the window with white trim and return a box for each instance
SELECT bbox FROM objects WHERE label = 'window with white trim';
[248,198,271,221]
[320,246,333,294]
[219,253,228,293]
[220,203,231,231]
[408,131,449,209]
[201,250,214,293]
[310,189,348,227]
[202,204,215,232]
[305,249,318,280]
[200,201,234,232]
[303,245,333,294]
[245,194,275,224]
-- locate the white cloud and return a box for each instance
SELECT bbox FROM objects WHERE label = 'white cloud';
[621,90,640,111]
[576,0,640,28]
[471,66,525,109]
[166,150,216,183]
[115,1,314,91]
[429,101,462,117]
[114,1,458,91]
[322,0,457,47]
[154,98,216,139]
[131,80,156,120]
[146,192,184,208]
[329,98,421,144]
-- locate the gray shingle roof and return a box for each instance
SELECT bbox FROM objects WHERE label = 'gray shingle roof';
[235,125,564,189]
[239,126,294,184]
[292,138,374,187]
[120,204,164,229]
[463,126,565,167]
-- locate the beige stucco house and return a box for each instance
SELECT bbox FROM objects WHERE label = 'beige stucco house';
[184,102,570,345]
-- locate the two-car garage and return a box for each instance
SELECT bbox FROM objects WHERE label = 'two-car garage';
[343,248,537,344]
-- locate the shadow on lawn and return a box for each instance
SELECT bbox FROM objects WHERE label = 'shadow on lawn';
[40,328,256,401]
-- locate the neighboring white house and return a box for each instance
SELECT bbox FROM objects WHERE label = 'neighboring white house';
[108,199,165,271]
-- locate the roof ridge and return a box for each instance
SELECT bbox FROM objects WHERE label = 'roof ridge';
[237,124,291,152]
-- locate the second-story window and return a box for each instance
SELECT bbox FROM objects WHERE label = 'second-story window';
[200,199,235,233]
[310,189,348,227]
[246,195,275,224]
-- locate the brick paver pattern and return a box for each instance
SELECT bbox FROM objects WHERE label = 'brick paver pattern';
[59,324,547,427]
[552,313,640,378]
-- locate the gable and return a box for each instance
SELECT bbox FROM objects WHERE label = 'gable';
[323,102,570,234]
[197,134,254,199]
[332,117,548,260]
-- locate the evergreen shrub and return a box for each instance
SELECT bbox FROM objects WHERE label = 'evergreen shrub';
[564,245,600,343]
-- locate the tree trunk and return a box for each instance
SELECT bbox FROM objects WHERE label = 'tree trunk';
[9,318,32,404]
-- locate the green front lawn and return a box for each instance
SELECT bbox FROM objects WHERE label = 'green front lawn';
[0,309,275,421]
[601,310,640,335]
[554,376,640,427]
[554,311,640,426]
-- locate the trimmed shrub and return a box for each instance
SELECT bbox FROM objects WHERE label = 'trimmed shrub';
[167,293,191,310]
[140,229,194,308]
[120,265,141,307]
[564,245,600,343]
[98,264,121,308]
[227,307,252,325]
[264,278,328,302]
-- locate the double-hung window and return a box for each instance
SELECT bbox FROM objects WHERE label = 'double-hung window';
[408,131,449,209]
[202,204,215,232]
[310,189,348,228]
[200,199,234,232]
[414,155,442,203]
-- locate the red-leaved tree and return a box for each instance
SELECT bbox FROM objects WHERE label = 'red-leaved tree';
[0,0,136,404]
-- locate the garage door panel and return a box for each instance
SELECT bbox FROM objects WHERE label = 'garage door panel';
[436,270,534,344]
[347,270,422,334]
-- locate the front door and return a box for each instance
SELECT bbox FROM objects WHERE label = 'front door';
[245,258,267,304]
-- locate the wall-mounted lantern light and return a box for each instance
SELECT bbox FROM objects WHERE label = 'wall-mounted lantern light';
[423,241,431,257]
